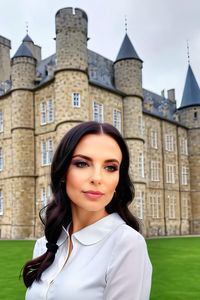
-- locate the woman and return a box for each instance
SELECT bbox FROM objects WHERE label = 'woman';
[24,121,152,300]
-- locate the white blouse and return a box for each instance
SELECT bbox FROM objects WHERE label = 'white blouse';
[25,213,152,300]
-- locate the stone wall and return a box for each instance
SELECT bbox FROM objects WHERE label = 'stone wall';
[0,35,11,82]
[11,56,36,89]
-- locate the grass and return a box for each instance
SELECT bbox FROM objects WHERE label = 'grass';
[0,237,200,300]
[146,237,200,300]
[0,240,35,300]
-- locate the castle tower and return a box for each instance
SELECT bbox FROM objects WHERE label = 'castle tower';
[114,34,146,232]
[23,34,41,63]
[0,35,11,82]
[10,42,36,238]
[178,64,200,233]
[54,7,89,141]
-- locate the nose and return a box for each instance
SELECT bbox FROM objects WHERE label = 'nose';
[90,166,102,185]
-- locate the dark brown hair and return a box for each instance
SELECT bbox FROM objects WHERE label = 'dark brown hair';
[23,121,139,287]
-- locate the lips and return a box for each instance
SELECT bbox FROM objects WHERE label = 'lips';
[83,190,104,199]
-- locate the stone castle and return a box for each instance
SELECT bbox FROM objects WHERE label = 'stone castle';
[0,7,199,239]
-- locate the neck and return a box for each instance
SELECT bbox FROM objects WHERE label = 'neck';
[70,205,109,234]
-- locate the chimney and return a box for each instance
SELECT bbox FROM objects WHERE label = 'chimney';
[167,89,176,103]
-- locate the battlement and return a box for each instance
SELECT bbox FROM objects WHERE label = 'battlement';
[0,35,11,48]
[55,7,88,35]
[56,7,87,21]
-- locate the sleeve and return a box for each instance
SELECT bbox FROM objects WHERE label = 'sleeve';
[32,237,47,259]
[104,229,152,300]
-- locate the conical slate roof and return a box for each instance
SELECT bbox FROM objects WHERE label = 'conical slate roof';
[115,34,142,62]
[23,34,34,43]
[180,65,200,108]
[13,42,34,58]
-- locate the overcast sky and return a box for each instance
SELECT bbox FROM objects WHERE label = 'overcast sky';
[1,0,200,107]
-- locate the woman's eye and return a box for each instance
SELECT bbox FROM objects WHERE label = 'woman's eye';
[73,161,88,168]
[105,165,118,172]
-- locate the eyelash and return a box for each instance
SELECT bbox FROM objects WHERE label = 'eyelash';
[72,161,118,172]
[73,161,88,168]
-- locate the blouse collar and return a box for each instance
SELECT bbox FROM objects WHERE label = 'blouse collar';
[57,213,125,246]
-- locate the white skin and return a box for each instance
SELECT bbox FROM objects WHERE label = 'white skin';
[65,133,122,236]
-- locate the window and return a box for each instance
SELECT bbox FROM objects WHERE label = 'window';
[138,151,144,178]
[150,130,158,149]
[165,135,174,151]
[168,195,176,219]
[113,109,121,132]
[41,188,46,208]
[41,100,54,125]
[182,166,189,185]
[150,161,160,181]
[180,138,188,155]
[150,193,160,218]
[138,116,144,136]
[42,140,53,166]
[93,101,104,122]
[194,111,198,120]
[166,164,175,184]
[41,102,47,125]
[182,197,188,219]
[42,142,47,166]
[0,149,2,171]
[48,140,53,164]
[0,189,3,215]
[0,111,3,132]
[135,191,144,219]
[48,99,54,122]
[47,185,52,203]
[72,93,81,107]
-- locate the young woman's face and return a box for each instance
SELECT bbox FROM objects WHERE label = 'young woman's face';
[66,134,122,216]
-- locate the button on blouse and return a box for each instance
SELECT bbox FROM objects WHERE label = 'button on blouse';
[25,213,152,300]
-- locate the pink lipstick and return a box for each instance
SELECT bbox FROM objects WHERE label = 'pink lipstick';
[83,190,104,199]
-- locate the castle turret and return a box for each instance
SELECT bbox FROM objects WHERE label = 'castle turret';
[10,42,36,238]
[54,7,89,141]
[0,35,11,82]
[23,34,41,63]
[114,34,146,233]
[178,64,200,233]
[11,42,36,89]
[55,7,88,71]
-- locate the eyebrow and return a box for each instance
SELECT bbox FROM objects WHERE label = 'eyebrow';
[71,154,120,165]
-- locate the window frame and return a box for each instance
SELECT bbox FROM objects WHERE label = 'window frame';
[150,160,160,181]
[168,195,176,219]
[113,109,121,132]
[93,101,104,123]
[41,101,47,125]
[0,111,3,132]
[165,135,174,152]
[150,129,158,149]
[182,166,189,185]
[48,99,54,123]
[166,164,175,184]
[72,93,81,108]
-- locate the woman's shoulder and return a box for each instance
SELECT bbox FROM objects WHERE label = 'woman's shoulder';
[33,236,47,258]
[113,222,147,250]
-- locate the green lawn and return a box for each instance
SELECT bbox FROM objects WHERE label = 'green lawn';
[0,237,200,300]
[0,240,35,300]
[146,237,200,300]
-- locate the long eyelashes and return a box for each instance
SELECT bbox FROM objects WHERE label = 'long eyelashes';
[105,165,118,172]
[72,160,118,172]
[73,161,88,168]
